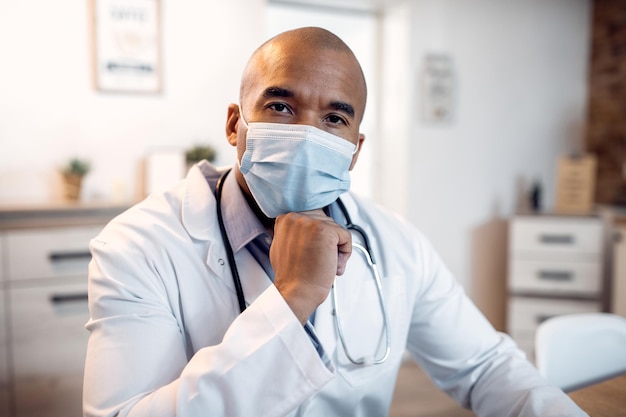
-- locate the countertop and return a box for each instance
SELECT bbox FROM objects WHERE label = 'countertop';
[0,200,133,230]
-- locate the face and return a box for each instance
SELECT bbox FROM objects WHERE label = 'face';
[225,39,366,197]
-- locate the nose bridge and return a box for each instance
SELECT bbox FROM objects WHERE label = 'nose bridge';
[295,108,321,129]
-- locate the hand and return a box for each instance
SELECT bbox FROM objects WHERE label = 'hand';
[270,209,352,324]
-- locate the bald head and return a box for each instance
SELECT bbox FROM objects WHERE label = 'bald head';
[258,26,357,56]
[225,26,368,205]
[240,27,367,121]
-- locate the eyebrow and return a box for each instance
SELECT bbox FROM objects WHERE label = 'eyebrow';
[262,86,355,119]
[330,101,355,119]
[263,87,293,98]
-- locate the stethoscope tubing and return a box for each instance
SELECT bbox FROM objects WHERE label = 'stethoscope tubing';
[215,168,247,313]
[332,242,391,365]
[215,168,390,365]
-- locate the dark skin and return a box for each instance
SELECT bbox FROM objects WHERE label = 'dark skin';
[224,27,368,324]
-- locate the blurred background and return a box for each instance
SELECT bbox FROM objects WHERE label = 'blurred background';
[1,0,625,416]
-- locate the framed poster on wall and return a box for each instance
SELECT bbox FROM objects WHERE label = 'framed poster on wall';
[90,0,162,93]
[421,54,454,125]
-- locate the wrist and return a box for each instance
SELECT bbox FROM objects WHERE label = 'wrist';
[275,281,321,325]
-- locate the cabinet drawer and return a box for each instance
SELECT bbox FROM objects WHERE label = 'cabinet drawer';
[507,297,600,339]
[509,259,602,296]
[9,276,89,377]
[5,226,101,281]
[9,277,89,417]
[510,217,602,257]
[507,297,601,361]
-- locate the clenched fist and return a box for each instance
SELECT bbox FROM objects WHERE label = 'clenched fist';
[270,209,352,324]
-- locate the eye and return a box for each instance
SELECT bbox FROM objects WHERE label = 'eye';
[268,103,292,114]
[325,114,348,126]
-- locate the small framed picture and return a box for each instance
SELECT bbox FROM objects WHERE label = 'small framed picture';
[421,54,454,125]
[90,0,162,93]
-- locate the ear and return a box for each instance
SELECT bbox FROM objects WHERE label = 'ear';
[226,103,240,146]
[349,134,365,170]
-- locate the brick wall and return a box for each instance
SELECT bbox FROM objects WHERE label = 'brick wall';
[586,0,626,206]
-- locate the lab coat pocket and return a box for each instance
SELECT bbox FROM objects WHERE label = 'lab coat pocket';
[333,269,408,388]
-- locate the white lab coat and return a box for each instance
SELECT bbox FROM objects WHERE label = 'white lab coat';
[83,162,586,417]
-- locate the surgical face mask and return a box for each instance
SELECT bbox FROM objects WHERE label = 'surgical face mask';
[238,108,357,218]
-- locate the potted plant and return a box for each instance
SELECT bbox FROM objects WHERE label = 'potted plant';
[185,144,216,169]
[61,157,91,201]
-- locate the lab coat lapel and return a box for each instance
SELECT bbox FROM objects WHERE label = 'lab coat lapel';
[180,164,232,285]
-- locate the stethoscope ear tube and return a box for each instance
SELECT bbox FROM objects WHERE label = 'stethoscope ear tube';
[334,198,376,264]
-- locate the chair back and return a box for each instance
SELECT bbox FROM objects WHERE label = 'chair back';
[535,312,626,391]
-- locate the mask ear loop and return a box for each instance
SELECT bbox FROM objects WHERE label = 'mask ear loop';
[237,104,249,173]
[351,139,359,156]
[238,104,249,129]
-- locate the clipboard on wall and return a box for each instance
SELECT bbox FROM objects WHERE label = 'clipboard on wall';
[554,154,597,215]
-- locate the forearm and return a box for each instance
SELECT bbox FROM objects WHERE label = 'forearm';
[406,239,587,417]
[463,335,588,417]
[175,287,334,416]
[84,286,333,417]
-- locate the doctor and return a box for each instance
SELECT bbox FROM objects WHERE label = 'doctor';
[83,27,587,417]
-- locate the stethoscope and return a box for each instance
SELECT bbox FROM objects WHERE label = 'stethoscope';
[215,168,390,366]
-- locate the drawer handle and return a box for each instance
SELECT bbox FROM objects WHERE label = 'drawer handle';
[538,270,573,281]
[536,314,555,324]
[539,234,574,245]
[50,292,89,304]
[48,251,92,262]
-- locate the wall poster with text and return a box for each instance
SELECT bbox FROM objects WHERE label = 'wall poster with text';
[421,54,454,125]
[91,0,161,93]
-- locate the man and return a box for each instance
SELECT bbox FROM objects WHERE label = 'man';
[83,27,587,417]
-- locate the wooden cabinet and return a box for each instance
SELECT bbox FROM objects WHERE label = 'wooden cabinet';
[5,226,100,417]
[507,297,600,358]
[0,204,126,417]
[507,215,605,361]
[612,225,626,317]
[0,237,9,417]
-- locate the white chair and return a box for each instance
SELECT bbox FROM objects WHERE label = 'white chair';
[535,312,626,392]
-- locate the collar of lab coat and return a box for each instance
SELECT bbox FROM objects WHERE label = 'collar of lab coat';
[179,161,275,308]
[180,161,223,242]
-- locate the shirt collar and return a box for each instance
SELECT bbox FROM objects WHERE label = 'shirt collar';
[220,165,269,253]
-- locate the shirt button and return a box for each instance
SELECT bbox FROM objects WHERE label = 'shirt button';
[218,258,225,266]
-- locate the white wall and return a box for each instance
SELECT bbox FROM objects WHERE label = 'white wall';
[0,0,592,328]
[0,0,266,204]
[379,0,591,328]
[376,1,413,219]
